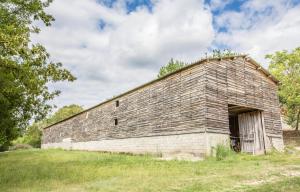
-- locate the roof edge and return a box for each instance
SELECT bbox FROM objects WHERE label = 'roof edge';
[245,56,279,84]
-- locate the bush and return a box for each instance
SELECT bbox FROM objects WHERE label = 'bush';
[12,135,41,148]
[215,144,235,161]
[24,124,42,148]
[0,144,9,152]
[9,144,33,151]
[12,124,41,148]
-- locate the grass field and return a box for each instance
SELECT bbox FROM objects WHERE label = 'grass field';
[0,149,300,192]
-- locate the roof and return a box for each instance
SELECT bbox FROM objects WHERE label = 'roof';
[43,55,279,130]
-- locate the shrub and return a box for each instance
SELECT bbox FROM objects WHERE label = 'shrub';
[0,144,9,152]
[9,144,33,151]
[215,144,235,161]
[12,124,42,148]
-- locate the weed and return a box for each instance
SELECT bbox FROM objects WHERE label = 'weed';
[215,144,235,161]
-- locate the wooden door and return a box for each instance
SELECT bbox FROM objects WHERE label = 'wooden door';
[238,111,265,154]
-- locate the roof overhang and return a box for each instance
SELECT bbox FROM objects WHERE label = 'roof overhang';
[244,56,279,84]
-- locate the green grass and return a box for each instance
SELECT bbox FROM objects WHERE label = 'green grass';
[244,177,300,192]
[0,149,299,192]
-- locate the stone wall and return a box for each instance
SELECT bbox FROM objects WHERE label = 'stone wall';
[42,132,229,156]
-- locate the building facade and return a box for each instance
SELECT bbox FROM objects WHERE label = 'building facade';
[42,56,284,156]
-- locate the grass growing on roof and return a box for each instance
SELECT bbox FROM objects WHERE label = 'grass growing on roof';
[0,149,299,192]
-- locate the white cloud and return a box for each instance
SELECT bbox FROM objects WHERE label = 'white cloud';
[214,0,300,66]
[209,0,233,11]
[31,0,300,110]
[32,0,214,109]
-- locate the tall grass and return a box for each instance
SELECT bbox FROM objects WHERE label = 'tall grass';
[215,144,236,161]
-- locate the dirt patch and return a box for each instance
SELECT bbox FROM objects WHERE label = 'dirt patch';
[232,167,300,191]
[281,170,300,177]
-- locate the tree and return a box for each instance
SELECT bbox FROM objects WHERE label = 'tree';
[45,104,84,126]
[15,104,84,148]
[266,47,300,131]
[158,58,186,78]
[0,0,76,149]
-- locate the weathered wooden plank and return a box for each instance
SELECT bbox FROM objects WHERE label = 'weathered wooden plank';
[43,56,282,145]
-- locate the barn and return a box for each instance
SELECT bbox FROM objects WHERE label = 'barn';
[42,55,284,156]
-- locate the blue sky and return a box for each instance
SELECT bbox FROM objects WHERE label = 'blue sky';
[32,0,300,110]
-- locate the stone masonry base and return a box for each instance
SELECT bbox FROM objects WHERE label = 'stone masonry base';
[42,133,284,156]
[42,133,230,156]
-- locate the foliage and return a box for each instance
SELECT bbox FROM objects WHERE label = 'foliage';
[266,47,300,130]
[0,0,76,148]
[157,58,186,78]
[13,104,84,148]
[22,123,42,147]
[44,104,84,126]
[215,144,235,161]
[9,143,32,151]
[0,149,299,191]
[211,49,239,58]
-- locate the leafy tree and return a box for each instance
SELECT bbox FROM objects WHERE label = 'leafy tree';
[158,58,186,78]
[266,47,300,131]
[45,104,84,126]
[0,0,76,149]
[15,104,84,148]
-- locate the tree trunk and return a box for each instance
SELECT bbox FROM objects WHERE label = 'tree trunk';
[296,109,300,131]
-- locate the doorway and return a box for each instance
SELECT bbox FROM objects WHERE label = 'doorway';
[228,105,266,154]
[229,114,241,152]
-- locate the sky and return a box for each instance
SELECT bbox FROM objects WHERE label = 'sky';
[31,0,300,110]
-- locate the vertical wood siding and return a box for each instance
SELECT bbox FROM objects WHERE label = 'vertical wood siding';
[204,57,282,136]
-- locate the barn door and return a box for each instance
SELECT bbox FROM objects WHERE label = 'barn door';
[238,111,265,154]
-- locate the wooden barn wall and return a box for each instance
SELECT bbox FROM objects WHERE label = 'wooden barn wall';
[43,64,207,144]
[205,57,282,136]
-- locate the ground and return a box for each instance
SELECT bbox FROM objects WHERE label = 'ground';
[0,149,300,192]
[283,130,300,147]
